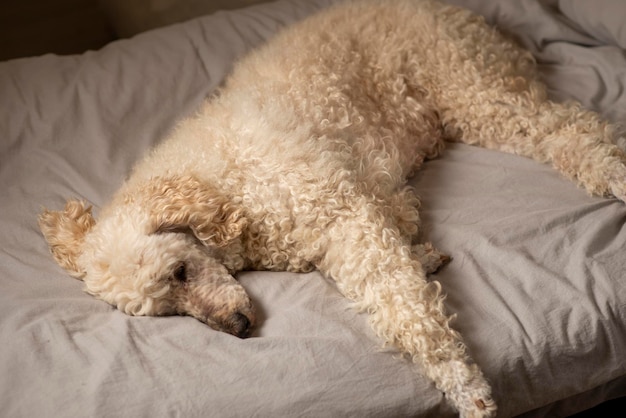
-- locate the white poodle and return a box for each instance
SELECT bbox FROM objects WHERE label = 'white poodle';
[38,0,626,416]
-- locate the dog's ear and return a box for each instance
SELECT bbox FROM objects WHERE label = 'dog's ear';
[38,199,95,279]
[145,175,247,247]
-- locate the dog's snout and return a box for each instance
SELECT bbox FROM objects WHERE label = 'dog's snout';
[229,312,253,338]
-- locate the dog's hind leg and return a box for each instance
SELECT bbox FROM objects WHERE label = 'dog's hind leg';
[431,16,626,201]
[316,201,496,418]
[440,81,626,201]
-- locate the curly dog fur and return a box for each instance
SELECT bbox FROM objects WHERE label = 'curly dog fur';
[38,0,626,416]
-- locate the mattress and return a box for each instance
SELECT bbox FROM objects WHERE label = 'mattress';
[1,0,625,416]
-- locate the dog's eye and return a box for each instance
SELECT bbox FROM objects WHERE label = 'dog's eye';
[173,263,187,282]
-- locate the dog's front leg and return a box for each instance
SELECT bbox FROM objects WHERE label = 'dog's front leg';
[316,204,496,418]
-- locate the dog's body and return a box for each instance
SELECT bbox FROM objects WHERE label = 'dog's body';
[39,1,626,416]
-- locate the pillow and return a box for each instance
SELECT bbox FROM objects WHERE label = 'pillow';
[558,0,626,48]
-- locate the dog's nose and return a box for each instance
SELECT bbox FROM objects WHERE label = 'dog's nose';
[228,312,252,338]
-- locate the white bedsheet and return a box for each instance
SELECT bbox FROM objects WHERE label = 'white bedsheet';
[1,0,625,416]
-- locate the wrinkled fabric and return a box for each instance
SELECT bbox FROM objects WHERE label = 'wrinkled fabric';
[1,0,625,417]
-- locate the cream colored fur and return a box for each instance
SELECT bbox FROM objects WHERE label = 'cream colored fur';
[38,1,626,416]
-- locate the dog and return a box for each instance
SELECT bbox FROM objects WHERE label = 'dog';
[38,0,626,416]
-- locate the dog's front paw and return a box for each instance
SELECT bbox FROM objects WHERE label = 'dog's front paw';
[442,361,497,418]
[600,156,626,203]
[609,177,626,203]
[455,394,497,418]
[412,242,451,274]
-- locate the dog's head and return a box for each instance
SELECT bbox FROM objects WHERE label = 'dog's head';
[38,175,254,337]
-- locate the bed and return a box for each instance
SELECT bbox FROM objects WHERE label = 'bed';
[1,0,625,416]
